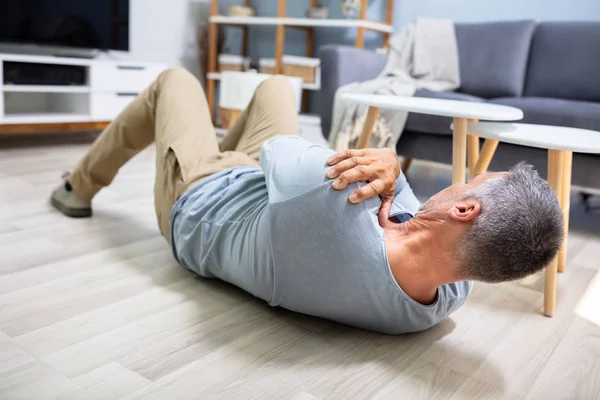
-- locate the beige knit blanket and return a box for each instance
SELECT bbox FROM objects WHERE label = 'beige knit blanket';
[329,18,461,151]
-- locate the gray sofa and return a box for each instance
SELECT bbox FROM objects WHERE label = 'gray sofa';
[319,21,600,190]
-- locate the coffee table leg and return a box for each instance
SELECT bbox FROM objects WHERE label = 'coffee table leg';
[467,135,480,180]
[544,150,565,317]
[356,106,380,149]
[473,139,499,176]
[558,151,573,273]
[467,119,479,180]
[452,117,468,184]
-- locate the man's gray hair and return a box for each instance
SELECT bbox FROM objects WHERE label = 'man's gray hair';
[457,162,564,283]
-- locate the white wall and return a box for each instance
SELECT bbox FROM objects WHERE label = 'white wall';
[120,0,209,78]
[394,0,600,26]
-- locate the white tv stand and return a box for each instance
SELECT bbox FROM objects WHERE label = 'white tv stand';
[0,53,168,134]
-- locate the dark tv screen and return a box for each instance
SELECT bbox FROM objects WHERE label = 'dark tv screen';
[0,0,129,51]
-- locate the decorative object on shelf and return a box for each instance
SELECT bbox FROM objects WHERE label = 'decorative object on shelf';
[282,56,320,84]
[218,54,251,72]
[306,4,329,19]
[341,0,361,19]
[227,4,256,17]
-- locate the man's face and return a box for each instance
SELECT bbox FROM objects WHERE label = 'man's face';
[417,171,508,214]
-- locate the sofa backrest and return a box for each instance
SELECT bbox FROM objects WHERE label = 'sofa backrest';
[455,20,536,98]
[524,22,600,102]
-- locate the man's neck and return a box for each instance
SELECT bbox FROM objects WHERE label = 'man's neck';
[383,217,459,305]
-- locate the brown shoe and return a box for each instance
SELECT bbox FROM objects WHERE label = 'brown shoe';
[50,177,92,218]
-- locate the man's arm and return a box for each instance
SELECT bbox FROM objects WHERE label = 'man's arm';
[259,136,336,204]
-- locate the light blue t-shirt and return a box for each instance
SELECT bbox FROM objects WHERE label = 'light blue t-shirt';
[170,136,472,334]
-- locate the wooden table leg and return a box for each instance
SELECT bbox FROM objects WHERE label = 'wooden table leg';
[467,135,480,180]
[558,151,573,273]
[356,106,380,149]
[544,150,565,317]
[452,117,468,184]
[467,119,479,180]
[473,139,499,176]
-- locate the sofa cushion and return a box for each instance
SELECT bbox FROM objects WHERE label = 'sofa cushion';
[454,20,536,98]
[490,97,600,131]
[524,22,600,102]
[404,90,486,136]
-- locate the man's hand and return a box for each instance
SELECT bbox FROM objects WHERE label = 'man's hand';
[326,148,400,203]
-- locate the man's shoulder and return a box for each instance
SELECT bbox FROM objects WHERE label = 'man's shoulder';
[261,136,336,204]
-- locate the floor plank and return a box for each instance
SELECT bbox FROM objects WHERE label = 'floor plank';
[450,377,518,400]
[526,317,600,400]
[0,360,71,400]
[62,362,150,400]
[0,343,36,375]
[0,331,10,343]
[373,357,469,400]
[0,252,183,336]
[571,236,600,270]
[12,278,196,358]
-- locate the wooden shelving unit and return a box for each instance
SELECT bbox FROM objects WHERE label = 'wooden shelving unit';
[206,0,394,121]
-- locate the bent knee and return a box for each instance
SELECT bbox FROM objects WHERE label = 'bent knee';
[256,75,297,105]
[258,75,294,93]
[157,67,197,85]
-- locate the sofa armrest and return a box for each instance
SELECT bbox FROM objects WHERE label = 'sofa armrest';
[318,45,387,138]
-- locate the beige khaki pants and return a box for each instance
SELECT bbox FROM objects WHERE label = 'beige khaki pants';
[69,68,299,241]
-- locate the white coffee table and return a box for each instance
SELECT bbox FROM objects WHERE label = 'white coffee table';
[467,122,600,317]
[341,93,523,184]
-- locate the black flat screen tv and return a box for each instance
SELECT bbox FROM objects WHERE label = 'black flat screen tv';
[0,0,129,51]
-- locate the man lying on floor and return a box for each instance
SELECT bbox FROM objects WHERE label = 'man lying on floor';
[51,69,564,334]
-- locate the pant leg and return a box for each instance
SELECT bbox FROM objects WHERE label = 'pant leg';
[69,67,222,201]
[70,67,255,241]
[218,75,299,160]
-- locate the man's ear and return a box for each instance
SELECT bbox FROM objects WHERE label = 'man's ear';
[448,198,481,222]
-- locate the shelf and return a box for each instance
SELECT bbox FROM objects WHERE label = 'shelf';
[1,113,92,124]
[203,0,395,122]
[207,72,320,90]
[209,16,393,33]
[298,114,321,125]
[3,85,91,93]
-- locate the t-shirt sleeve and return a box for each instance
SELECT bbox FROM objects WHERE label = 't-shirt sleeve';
[259,136,336,204]
[391,171,421,217]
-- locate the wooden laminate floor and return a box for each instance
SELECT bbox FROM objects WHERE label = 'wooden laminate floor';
[1,133,600,400]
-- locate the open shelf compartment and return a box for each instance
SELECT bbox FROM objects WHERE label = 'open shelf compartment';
[3,92,91,124]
